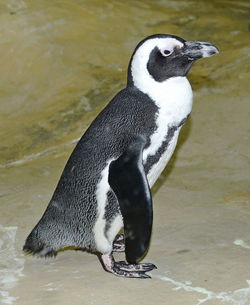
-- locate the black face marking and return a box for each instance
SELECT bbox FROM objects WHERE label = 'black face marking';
[147,46,194,82]
[127,34,218,85]
[127,33,187,86]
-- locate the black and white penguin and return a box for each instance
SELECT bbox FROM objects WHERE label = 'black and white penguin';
[23,34,218,279]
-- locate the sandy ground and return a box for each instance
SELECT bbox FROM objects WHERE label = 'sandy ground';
[0,1,249,304]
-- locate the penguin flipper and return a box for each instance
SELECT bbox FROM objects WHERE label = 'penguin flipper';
[108,135,153,264]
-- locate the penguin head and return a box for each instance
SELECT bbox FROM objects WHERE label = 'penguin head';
[128,34,219,86]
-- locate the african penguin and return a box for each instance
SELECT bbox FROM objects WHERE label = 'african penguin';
[23,34,219,279]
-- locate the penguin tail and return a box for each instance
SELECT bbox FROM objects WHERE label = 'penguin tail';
[23,232,57,258]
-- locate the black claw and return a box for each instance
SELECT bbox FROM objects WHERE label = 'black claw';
[139,273,151,279]
[142,263,157,270]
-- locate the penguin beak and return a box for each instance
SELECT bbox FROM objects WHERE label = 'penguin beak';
[182,41,219,60]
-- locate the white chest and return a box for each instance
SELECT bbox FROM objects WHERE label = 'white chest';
[140,77,193,187]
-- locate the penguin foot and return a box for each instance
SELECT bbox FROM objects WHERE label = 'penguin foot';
[99,253,156,279]
[115,261,157,272]
[113,234,125,252]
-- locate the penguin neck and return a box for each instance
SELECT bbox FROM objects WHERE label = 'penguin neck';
[129,62,193,124]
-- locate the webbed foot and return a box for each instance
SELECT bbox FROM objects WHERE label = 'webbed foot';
[99,253,156,279]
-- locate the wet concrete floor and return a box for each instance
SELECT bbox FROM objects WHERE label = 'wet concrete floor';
[0,0,250,304]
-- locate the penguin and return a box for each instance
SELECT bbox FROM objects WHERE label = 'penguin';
[23,34,219,279]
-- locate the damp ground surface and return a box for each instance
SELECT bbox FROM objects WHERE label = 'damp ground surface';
[0,0,250,304]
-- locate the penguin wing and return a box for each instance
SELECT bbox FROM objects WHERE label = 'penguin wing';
[108,135,152,264]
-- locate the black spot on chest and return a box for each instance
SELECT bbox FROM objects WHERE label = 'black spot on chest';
[144,114,189,173]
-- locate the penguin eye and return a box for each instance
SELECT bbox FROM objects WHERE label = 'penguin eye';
[161,49,173,57]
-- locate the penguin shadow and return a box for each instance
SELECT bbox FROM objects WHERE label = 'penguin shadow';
[151,117,193,196]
